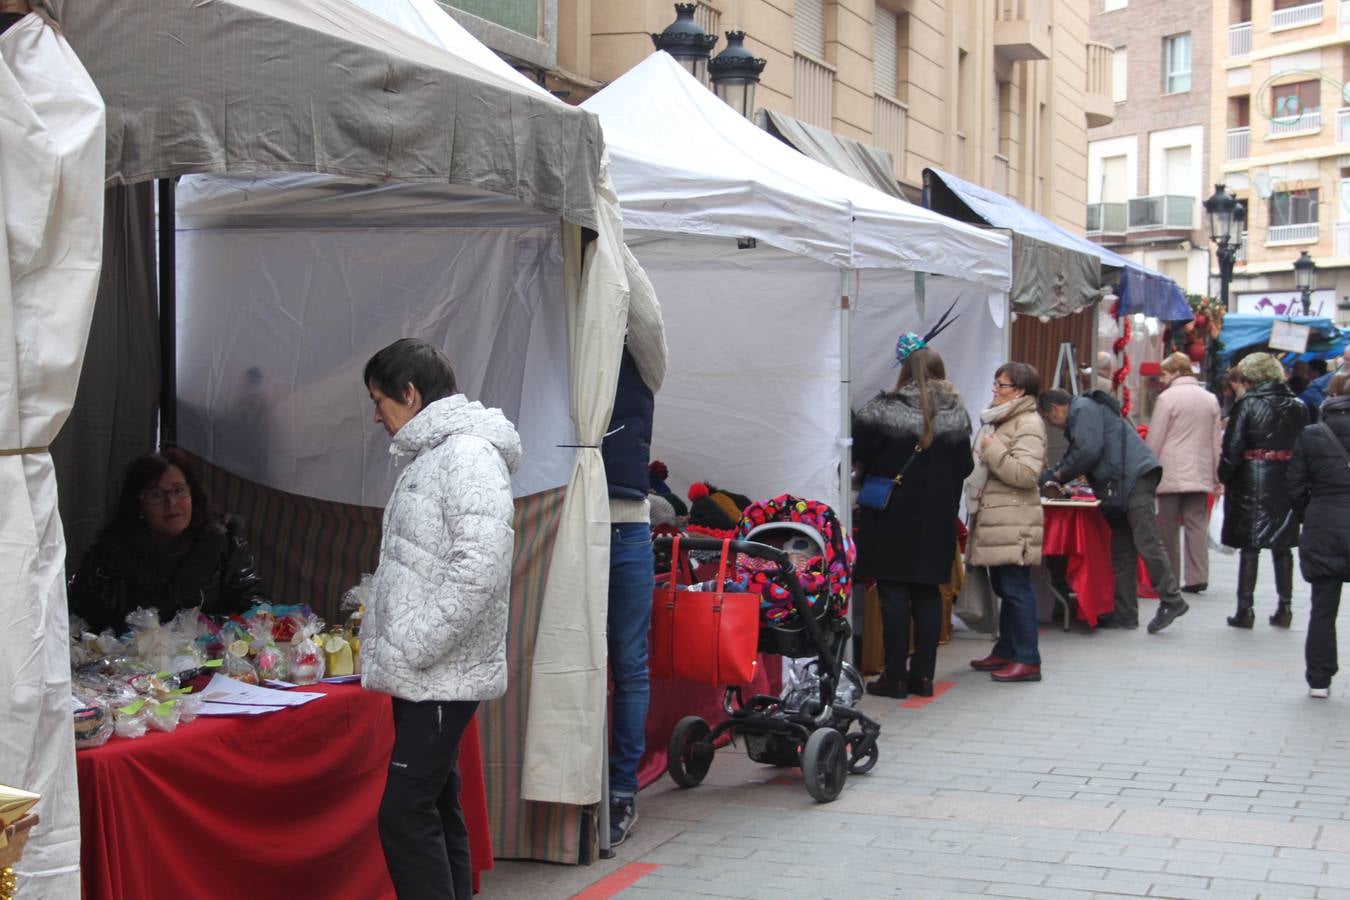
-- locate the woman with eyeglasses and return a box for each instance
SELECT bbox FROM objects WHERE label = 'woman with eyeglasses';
[68,448,269,632]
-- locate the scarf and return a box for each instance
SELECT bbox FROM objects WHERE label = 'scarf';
[965,395,1037,514]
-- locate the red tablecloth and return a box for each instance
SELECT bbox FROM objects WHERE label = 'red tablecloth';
[1041,504,1117,627]
[77,683,491,900]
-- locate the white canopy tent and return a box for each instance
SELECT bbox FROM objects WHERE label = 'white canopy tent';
[0,12,105,900]
[582,53,1013,511]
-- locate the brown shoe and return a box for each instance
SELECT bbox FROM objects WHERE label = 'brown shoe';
[991,662,1042,683]
[970,654,1011,672]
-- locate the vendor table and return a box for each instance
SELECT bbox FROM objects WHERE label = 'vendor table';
[1040,502,1117,629]
[77,683,492,900]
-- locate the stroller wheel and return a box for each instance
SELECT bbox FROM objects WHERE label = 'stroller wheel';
[801,728,847,802]
[668,716,714,789]
[845,731,879,775]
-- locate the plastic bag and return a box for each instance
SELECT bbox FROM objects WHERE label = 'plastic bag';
[223,651,260,685]
[287,635,325,685]
[72,692,113,750]
[340,574,373,612]
[113,699,153,739]
[147,699,181,733]
[255,644,289,682]
[1207,496,1234,555]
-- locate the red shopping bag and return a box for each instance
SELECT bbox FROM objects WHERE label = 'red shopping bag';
[650,537,760,686]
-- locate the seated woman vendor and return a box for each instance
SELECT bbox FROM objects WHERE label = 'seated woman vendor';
[68,449,270,632]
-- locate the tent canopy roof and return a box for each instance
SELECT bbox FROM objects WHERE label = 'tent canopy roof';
[1218,314,1349,366]
[924,167,1191,320]
[52,0,603,228]
[582,53,1011,290]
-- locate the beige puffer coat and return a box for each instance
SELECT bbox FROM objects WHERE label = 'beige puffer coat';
[967,397,1047,567]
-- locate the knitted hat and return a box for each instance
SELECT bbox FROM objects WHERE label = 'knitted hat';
[1235,352,1285,386]
[686,495,738,539]
[688,482,749,529]
[649,493,679,530]
[649,459,671,495]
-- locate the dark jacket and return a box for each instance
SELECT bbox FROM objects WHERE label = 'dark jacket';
[68,519,269,633]
[1287,395,1350,582]
[1219,381,1309,549]
[1051,391,1160,517]
[602,347,655,500]
[853,384,973,585]
[1300,371,1332,422]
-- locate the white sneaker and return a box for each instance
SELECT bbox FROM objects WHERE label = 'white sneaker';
[1309,687,1330,699]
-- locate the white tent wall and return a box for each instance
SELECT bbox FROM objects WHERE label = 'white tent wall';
[0,13,105,900]
[851,275,1010,436]
[633,238,843,504]
[174,177,574,505]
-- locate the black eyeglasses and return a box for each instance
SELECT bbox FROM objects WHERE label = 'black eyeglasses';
[993,381,1017,390]
[141,485,190,505]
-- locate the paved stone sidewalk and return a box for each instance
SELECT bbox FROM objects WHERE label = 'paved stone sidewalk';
[482,548,1350,899]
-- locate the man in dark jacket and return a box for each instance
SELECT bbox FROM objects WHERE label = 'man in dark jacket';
[1038,390,1189,633]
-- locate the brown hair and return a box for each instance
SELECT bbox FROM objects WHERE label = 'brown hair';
[895,347,946,449]
[1160,352,1193,379]
[1330,372,1350,398]
[995,361,1041,397]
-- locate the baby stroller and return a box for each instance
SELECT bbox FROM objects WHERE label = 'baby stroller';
[657,495,881,802]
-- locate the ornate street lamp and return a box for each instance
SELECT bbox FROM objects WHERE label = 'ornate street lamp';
[1293,250,1316,316]
[1204,183,1246,312]
[651,3,718,87]
[709,31,766,118]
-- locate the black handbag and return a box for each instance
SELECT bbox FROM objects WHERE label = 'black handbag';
[857,444,923,511]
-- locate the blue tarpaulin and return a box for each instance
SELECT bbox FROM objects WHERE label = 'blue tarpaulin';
[1217,314,1349,366]
[923,168,1192,321]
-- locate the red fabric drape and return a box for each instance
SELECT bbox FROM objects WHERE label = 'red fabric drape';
[1041,505,1117,627]
[78,684,492,900]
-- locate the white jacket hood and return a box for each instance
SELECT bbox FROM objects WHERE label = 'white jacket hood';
[392,395,523,475]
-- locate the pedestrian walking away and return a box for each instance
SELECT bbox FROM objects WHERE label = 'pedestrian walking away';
[1287,371,1350,698]
[1219,353,1308,629]
[1038,388,1189,634]
[1145,352,1222,595]
[966,362,1047,683]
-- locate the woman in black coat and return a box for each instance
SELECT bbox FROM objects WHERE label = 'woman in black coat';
[69,449,270,633]
[1288,372,1350,698]
[853,346,973,698]
[1218,353,1309,629]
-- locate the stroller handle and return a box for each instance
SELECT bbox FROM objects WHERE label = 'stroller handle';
[653,536,791,567]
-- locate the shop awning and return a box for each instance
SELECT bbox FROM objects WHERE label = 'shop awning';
[924,167,1192,321]
[1218,315,1349,366]
[758,109,904,199]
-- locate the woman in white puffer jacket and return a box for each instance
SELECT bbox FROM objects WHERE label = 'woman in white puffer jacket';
[361,338,520,900]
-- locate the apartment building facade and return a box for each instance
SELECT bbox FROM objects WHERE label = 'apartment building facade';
[437,1,1112,234]
[1215,0,1350,321]
[1086,0,1214,298]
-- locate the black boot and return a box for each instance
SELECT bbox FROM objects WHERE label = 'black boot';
[1271,552,1294,627]
[1229,550,1258,628]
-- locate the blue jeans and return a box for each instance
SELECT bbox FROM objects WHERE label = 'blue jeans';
[608,523,654,797]
[990,565,1041,666]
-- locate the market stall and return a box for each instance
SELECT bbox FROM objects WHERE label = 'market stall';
[47,0,637,876]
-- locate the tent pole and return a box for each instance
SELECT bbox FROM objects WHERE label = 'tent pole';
[157,178,177,446]
[840,270,854,665]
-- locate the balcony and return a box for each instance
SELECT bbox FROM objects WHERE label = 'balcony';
[993,0,1051,62]
[1269,108,1322,137]
[1084,42,1115,127]
[873,94,908,179]
[1271,2,1323,31]
[1227,127,1250,160]
[1236,231,1249,264]
[1268,222,1320,243]
[1337,221,1350,255]
[992,154,1010,195]
[1340,107,1350,142]
[1086,202,1126,237]
[793,52,834,130]
[1228,22,1252,57]
[1343,0,1350,30]
[1128,195,1195,232]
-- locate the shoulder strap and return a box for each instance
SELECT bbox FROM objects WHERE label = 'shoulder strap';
[894,442,924,484]
[1319,423,1350,469]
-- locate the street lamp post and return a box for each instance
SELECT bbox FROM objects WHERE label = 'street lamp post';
[650,3,718,87]
[1203,183,1247,312]
[708,31,766,118]
[1293,250,1316,316]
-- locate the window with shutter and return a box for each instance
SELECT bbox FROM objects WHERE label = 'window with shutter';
[873,6,898,97]
[795,0,825,59]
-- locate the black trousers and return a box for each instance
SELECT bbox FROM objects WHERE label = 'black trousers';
[1108,470,1181,624]
[379,697,480,900]
[876,580,942,682]
[1306,580,1343,690]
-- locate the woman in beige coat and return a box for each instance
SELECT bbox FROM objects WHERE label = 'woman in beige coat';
[966,362,1048,683]
[1144,353,1221,593]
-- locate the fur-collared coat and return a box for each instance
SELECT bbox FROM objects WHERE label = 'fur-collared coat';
[853,384,973,585]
